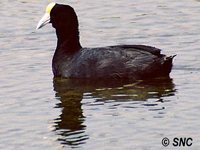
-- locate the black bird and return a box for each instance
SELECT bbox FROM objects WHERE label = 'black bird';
[37,2,175,80]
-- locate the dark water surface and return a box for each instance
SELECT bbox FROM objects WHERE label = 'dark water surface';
[1,0,200,149]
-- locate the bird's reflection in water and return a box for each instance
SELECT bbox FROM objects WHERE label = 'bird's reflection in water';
[91,78,176,102]
[53,77,175,147]
[53,79,89,148]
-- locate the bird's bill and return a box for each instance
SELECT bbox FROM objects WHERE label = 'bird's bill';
[36,13,50,30]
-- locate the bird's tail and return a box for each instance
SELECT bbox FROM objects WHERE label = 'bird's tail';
[161,55,176,76]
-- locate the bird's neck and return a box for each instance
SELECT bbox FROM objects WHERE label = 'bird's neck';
[56,29,82,53]
[53,30,82,77]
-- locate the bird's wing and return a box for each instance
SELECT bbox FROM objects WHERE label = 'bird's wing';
[109,45,162,56]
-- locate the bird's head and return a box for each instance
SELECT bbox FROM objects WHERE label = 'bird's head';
[36,2,78,32]
[36,2,81,50]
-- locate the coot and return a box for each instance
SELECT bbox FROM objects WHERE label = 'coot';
[36,2,175,80]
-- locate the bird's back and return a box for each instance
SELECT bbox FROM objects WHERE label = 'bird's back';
[54,45,174,80]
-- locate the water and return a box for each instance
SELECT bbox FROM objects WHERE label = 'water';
[1,0,200,149]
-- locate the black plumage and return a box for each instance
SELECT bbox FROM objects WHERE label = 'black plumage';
[46,4,175,80]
